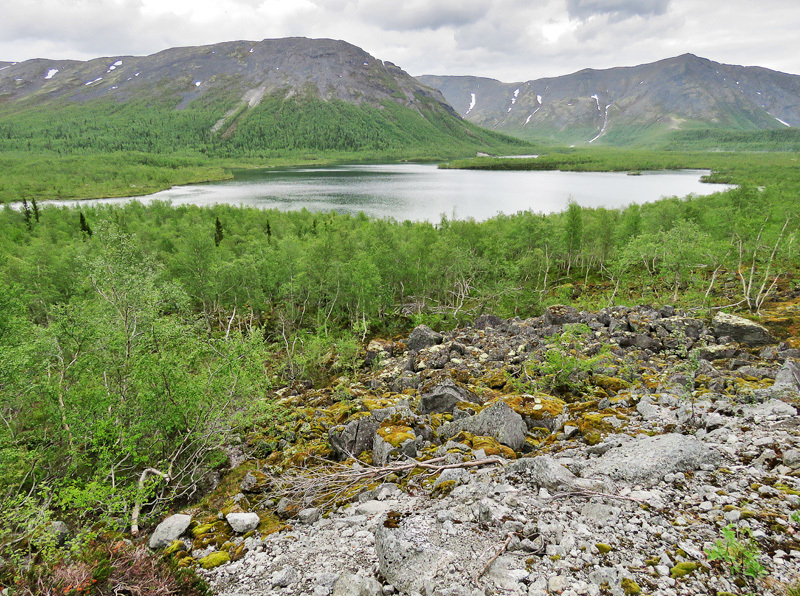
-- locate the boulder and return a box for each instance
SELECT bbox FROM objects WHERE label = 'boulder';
[407,325,443,351]
[225,512,260,534]
[375,515,456,593]
[582,433,720,486]
[373,425,417,466]
[505,456,608,493]
[544,305,581,326]
[712,312,775,346]
[419,380,478,414]
[772,360,800,393]
[329,416,381,460]
[439,400,527,451]
[332,573,382,596]
[149,514,192,549]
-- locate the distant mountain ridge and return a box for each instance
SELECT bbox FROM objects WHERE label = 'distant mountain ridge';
[418,54,800,146]
[0,38,515,156]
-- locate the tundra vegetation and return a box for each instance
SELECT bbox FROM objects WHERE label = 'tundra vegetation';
[0,145,797,592]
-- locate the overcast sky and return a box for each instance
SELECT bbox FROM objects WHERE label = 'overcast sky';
[2,0,799,82]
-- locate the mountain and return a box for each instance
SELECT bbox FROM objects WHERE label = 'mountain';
[418,54,800,146]
[0,38,518,156]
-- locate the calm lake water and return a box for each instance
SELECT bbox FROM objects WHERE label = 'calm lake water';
[38,163,733,222]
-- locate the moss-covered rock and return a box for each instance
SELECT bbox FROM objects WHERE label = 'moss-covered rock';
[621,577,641,595]
[670,562,698,579]
[594,375,631,393]
[596,543,613,555]
[198,551,231,569]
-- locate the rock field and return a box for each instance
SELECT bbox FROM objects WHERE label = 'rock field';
[148,304,800,596]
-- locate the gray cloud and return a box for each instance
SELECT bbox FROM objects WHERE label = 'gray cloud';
[566,0,671,21]
[354,0,489,32]
[0,0,798,86]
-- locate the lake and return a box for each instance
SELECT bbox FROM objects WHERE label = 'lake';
[36,163,733,222]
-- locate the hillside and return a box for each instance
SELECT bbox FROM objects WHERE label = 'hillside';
[418,54,800,147]
[0,37,520,158]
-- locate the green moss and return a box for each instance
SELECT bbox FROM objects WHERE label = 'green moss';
[596,543,613,555]
[431,480,457,498]
[164,539,185,555]
[670,562,698,579]
[376,423,415,447]
[192,522,216,537]
[621,577,641,595]
[198,551,231,569]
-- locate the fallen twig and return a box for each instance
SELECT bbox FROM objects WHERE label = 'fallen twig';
[476,532,518,580]
[548,490,645,504]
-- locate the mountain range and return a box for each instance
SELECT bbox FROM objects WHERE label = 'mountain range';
[0,38,515,156]
[2,39,799,152]
[418,54,800,146]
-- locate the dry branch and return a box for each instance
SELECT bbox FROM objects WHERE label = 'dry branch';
[264,455,504,510]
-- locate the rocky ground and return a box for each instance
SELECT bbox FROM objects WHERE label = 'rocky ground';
[147,304,800,596]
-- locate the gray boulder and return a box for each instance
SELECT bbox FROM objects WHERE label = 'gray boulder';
[225,512,260,534]
[773,360,800,393]
[544,304,581,326]
[332,573,382,596]
[439,400,527,451]
[149,513,192,549]
[373,429,417,466]
[712,312,775,346]
[505,456,608,493]
[375,516,456,593]
[582,433,720,486]
[329,416,381,460]
[407,325,443,351]
[419,380,478,414]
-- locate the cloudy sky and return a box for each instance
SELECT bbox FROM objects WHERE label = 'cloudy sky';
[2,0,799,82]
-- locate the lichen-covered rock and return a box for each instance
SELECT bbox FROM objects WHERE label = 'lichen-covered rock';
[583,433,720,486]
[149,514,192,549]
[544,304,581,326]
[407,325,443,351]
[373,423,416,465]
[439,400,527,451]
[712,312,775,346]
[329,416,381,460]
[419,380,478,414]
[225,512,260,534]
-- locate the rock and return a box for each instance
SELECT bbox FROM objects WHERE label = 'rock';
[419,380,478,414]
[784,449,800,469]
[271,566,298,587]
[407,325,443,351]
[505,456,608,493]
[439,400,527,451]
[149,514,192,549]
[240,470,268,493]
[225,512,260,534]
[49,521,71,546]
[332,573,382,596]
[329,416,381,460]
[712,312,775,346]
[373,425,417,466]
[583,433,720,486]
[375,516,455,593]
[298,508,321,523]
[544,305,581,326]
[773,360,800,392]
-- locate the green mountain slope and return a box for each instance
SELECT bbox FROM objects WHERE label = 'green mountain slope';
[0,37,523,159]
